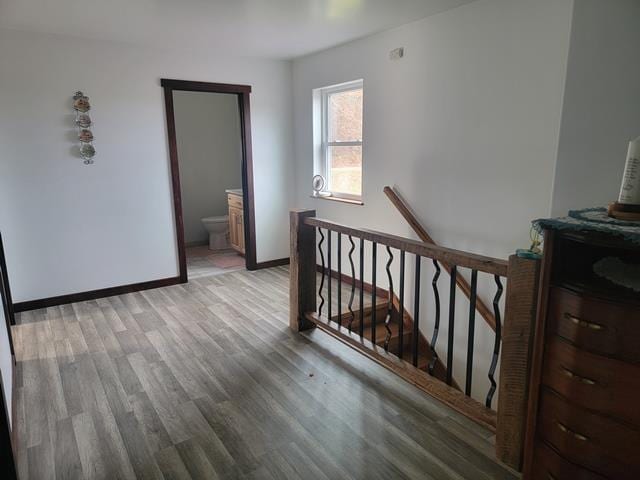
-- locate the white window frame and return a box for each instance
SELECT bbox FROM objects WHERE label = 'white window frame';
[315,79,363,201]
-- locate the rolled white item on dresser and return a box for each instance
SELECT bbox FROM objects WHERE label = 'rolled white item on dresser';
[618,136,640,205]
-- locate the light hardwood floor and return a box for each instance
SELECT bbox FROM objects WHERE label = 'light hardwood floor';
[12,267,517,480]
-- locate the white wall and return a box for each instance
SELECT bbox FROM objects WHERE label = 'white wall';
[292,0,574,399]
[173,91,242,245]
[0,306,11,429]
[0,29,294,302]
[551,0,640,215]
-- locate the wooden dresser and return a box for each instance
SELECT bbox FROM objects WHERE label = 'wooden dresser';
[523,230,640,479]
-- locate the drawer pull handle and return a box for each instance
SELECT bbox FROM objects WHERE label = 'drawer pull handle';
[565,313,604,331]
[547,474,557,480]
[560,367,597,386]
[557,421,589,442]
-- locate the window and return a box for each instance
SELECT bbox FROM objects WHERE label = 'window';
[314,80,363,201]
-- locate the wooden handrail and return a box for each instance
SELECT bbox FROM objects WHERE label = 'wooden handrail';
[384,186,497,331]
[304,216,508,277]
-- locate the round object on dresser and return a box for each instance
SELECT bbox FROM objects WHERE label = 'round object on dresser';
[607,202,640,221]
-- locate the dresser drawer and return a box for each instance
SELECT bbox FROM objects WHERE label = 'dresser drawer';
[542,337,640,426]
[538,388,640,479]
[227,193,243,209]
[547,287,640,363]
[531,442,605,480]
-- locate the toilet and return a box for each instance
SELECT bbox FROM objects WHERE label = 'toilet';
[201,215,229,250]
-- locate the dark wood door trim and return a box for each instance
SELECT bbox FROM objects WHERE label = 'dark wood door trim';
[0,372,17,480]
[161,78,258,274]
[0,233,17,479]
[0,233,15,345]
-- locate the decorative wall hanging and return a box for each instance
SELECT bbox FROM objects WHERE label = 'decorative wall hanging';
[73,91,95,164]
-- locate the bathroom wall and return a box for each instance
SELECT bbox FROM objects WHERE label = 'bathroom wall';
[173,91,243,246]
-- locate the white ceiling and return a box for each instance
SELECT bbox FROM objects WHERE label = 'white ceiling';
[0,0,477,59]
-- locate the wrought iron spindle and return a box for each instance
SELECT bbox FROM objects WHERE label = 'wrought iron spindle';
[428,260,441,375]
[347,236,356,333]
[465,270,478,396]
[371,242,377,344]
[328,230,332,321]
[486,275,503,408]
[446,266,457,386]
[383,246,394,352]
[337,233,342,325]
[412,255,421,367]
[398,251,405,360]
[359,238,365,337]
[318,229,326,317]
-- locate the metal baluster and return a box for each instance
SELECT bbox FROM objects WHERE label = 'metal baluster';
[328,230,332,322]
[337,233,342,326]
[383,246,394,352]
[446,266,457,386]
[412,255,421,367]
[398,251,406,360]
[359,238,365,337]
[428,260,441,375]
[347,236,356,333]
[371,242,377,344]
[465,270,478,396]
[486,275,503,408]
[318,229,326,317]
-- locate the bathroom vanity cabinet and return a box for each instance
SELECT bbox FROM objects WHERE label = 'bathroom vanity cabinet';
[227,191,245,255]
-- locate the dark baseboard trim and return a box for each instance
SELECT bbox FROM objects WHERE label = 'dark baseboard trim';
[253,257,290,270]
[13,276,184,312]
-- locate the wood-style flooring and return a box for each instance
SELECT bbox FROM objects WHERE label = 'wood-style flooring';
[12,267,517,480]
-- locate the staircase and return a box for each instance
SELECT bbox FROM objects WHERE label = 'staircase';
[320,274,450,384]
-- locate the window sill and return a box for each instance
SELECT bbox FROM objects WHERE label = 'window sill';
[310,194,364,206]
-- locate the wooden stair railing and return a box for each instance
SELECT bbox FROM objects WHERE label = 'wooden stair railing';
[384,186,497,331]
[290,209,540,471]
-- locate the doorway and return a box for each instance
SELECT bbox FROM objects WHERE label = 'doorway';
[161,79,257,281]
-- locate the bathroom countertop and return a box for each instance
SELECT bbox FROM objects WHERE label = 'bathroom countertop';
[225,189,243,196]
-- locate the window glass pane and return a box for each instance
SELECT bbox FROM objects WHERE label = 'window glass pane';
[328,145,362,195]
[328,88,362,142]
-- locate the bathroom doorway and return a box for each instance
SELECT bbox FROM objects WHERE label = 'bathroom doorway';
[162,79,257,281]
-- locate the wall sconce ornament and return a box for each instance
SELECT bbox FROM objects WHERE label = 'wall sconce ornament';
[73,91,96,165]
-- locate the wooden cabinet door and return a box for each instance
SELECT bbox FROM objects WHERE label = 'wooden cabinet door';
[237,210,245,254]
[228,206,245,254]
[228,207,238,251]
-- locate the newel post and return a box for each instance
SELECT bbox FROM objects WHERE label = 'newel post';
[289,209,317,332]
[496,254,541,471]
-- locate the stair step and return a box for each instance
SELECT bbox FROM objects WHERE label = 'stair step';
[319,274,453,387]
[317,273,387,318]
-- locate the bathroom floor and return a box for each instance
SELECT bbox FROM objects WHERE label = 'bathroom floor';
[185,245,245,279]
